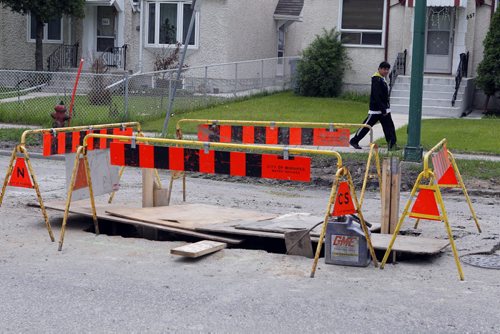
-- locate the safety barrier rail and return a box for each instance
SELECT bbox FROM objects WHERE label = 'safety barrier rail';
[380,138,481,281]
[175,119,381,208]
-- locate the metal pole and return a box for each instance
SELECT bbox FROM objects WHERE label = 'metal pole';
[234,63,238,97]
[161,0,199,137]
[204,66,208,106]
[404,0,426,162]
[261,59,264,91]
[124,72,129,121]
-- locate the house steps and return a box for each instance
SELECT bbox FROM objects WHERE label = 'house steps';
[390,75,473,118]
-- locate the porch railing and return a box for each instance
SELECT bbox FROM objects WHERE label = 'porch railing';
[47,43,79,72]
[102,44,128,70]
[389,49,407,96]
[452,52,468,107]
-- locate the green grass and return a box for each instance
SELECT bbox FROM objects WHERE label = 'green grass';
[455,159,500,180]
[142,91,368,134]
[377,118,500,155]
[0,128,41,146]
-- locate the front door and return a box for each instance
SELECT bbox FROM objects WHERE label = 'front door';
[424,7,455,74]
[96,6,116,52]
[276,25,285,77]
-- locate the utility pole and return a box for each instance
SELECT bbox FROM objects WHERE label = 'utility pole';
[404,0,426,162]
[161,0,199,137]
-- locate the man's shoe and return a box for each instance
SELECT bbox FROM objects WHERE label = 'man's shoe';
[350,139,362,149]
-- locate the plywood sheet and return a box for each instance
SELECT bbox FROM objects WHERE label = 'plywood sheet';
[199,222,449,255]
[171,241,226,258]
[105,204,276,230]
[42,200,243,244]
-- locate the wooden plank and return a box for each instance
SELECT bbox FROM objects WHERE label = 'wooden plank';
[153,188,170,207]
[142,169,154,208]
[381,158,392,234]
[42,200,243,244]
[389,157,401,234]
[105,204,276,229]
[370,234,449,254]
[171,240,226,258]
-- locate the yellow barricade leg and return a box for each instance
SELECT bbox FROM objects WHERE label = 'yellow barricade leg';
[58,147,84,251]
[449,153,481,233]
[434,185,465,280]
[83,152,99,235]
[310,171,341,278]
[0,146,18,207]
[20,146,55,242]
[347,169,378,267]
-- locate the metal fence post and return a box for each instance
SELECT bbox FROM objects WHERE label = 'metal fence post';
[261,60,264,92]
[204,66,208,106]
[234,63,238,97]
[124,72,129,121]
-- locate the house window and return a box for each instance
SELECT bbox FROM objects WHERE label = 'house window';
[340,0,386,46]
[28,13,63,43]
[147,1,198,47]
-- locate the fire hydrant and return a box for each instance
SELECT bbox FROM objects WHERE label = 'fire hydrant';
[51,101,70,128]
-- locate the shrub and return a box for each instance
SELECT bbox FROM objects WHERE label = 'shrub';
[88,57,112,106]
[476,9,500,113]
[294,28,350,97]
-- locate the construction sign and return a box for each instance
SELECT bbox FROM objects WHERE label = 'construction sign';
[8,158,33,188]
[65,150,120,201]
[432,144,458,185]
[409,188,441,221]
[332,181,356,216]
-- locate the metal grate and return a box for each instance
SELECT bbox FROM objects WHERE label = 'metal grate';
[461,253,500,270]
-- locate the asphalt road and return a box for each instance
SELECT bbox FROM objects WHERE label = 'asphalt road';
[0,156,499,333]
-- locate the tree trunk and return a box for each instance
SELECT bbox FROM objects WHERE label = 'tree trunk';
[35,19,44,71]
[483,94,491,114]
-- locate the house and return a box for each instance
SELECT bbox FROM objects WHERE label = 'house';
[0,0,497,114]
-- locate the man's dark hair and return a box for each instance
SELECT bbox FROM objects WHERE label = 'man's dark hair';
[379,61,391,69]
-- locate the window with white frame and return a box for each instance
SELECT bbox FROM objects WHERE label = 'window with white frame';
[28,13,63,43]
[340,0,385,46]
[147,1,198,47]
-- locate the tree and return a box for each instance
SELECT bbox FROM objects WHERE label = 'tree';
[294,28,350,97]
[476,8,500,113]
[0,0,85,71]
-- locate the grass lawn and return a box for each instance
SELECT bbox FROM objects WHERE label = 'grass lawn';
[142,91,369,134]
[385,118,500,155]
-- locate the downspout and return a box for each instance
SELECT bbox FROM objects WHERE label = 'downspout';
[384,0,391,60]
[385,1,403,61]
[139,0,144,72]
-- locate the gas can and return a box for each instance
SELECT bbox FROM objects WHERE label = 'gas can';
[325,215,371,267]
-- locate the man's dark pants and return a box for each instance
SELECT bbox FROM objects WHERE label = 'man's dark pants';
[351,113,397,148]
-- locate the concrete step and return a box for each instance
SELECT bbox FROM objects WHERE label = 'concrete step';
[393,83,464,93]
[396,75,456,85]
[390,89,461,100]
[391,104,463,117]
[391,97,462,108]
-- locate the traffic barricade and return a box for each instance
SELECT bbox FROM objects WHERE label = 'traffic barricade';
[58,133,378,272]
[380,139,481,281]
[174,119,382,208]
[0,122,142,242]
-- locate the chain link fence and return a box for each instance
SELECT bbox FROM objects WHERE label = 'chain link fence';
[0,56,299,129]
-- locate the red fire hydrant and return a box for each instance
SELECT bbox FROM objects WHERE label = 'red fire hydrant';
[51,101,70,128]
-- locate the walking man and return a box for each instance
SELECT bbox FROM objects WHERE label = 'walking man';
[350,61,397,150]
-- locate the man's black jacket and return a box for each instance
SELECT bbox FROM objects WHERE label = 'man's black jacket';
[369,72,390,114]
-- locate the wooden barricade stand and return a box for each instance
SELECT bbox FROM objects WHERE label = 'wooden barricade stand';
[58,133,346,251]
[380,139,481,281]
[173,119,382,208]
[0,122,142,242]
[310,166,378,278]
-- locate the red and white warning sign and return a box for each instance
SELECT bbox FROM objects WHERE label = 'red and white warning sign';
[332,181,357,216]
[8,158,34,188]
[432,144,458,185]
[409,189,441,221]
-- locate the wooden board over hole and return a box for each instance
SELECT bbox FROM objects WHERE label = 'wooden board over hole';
[171,240,226,258]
